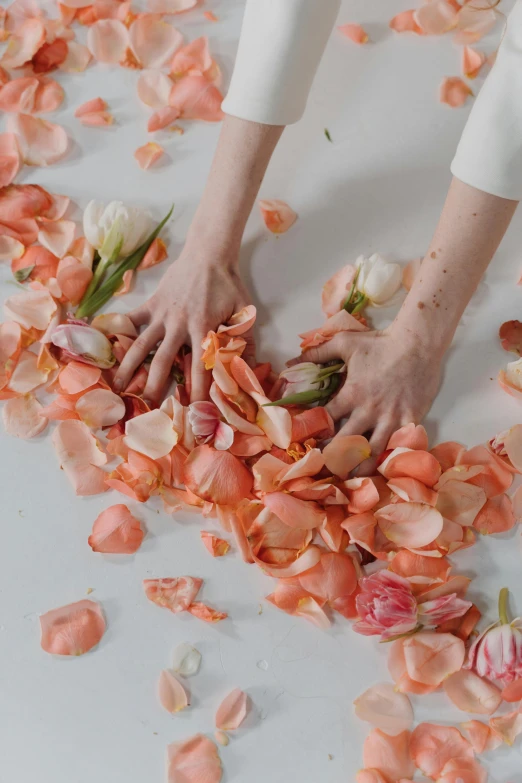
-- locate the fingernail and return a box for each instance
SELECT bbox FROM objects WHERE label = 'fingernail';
[113,380,123,393]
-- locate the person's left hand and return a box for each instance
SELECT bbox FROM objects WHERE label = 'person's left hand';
[290,323,442,474]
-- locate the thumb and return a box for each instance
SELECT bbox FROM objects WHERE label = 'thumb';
[287,333,346,366]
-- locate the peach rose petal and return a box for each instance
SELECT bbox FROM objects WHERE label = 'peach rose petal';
[436,480,486,527]
[33,77,65,114]
[0,76,39,113]
[1,18,46,69]
[438,757,487,783]
[440,77,473,108]
[201,531,229,557]
[215,688,248,730]
[262,492,325,530]
[56,255,93,305]
[0,133,22,188]
[59,40,92,72]
[502,677,522,703]
[259,199,297,234]
[363,730,414,781]
[254,545,321,579]
[76,388,125,429]
[148,105,181,131]
[9,349,48,393]
[169,74,224,121]
[414,1,457,34]
[183,444,253,506]
[158,670,189,713]
[129,15,183,68]
[402,632,465,686]
[75,97,107,117]
[187,603,228,623]
[87,19,129,64]
[40,599,105,656]
[9,113,68,166]
[323,434,371,479]
[376,503,443,548]
[298,551,357,603]
[379,448,441,487]
[38,219,75,258]
[5,288,57,331]
[489,710,522,745]
[148,0,198,11]
[388,423,429,451]
[454,5,497,45]
[2,394,47,438]
[388,638,439,695]
[137,237,168,270]
[338,23,369,43]
[410,723,474,778]
[473,494,515,535]
[462,45,486,79]
[137,69,173,108]
[299,308,368,347]
[88,503,144,554]
[321,264,356,317]
[461,720,502,753]
[78,112,114,127]
[356,772,389,783]
[125,409,177,459]
[443,669,502,715]
[52,419,108,496]
[170,36,213,76]
[214,731,228,747]
[354,683,413,736]
[135,141,164,170]
[503,423,522,470]
[143,577,203,613]
[390,10,423,34]
[58,361,101,394]
[166,734,222,783]
[90,313,137,338]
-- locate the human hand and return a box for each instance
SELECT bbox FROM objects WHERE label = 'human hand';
[113,248,255,405]
[291,324,442,474]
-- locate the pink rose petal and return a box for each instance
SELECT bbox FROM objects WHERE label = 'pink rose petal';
[166,734,222,783]
[129,15,183,69]
[40,599,105,656]
[215,688,248,730]
[9,113,68,166]
[158,670,190,713]
[87,19,129,64]
[75,388,125,429]
[354,683,413,736]
[135,141,164,170]
[137,69,173,108]
[59,40,92,72]
[2,394,47,438]
[88,503,144,554]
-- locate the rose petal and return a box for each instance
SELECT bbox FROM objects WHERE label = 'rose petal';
[147,105,181,131]
[167,734,222,783]
[438,757,488,783]
[32,38,68,74]
[2,393,47,438]
[299,308,368,350]
[440,77,473,108]
[90,313,137,338]
[259,199,297,234]
[9,113,68,166]
[58,361,101,394]
[9,349,48,393]
[338,23,369,43]
[37,218,75,259]
[75,388,125,429]
[0,133,22,189]
[88,503,144,554]
[414,1,457,34]
[52,419,108,496]
[183,445,253,506]
[135,141,164,170]
[390,10,423,34]
[87,19,129,64]
[172,642,201,676]
[410,723,474,778]
[0,76,38,113]
[143,576,203,613]
[502,677,522,703]
[262,492,325,530]
[443,669,502,715]
[354,683,413,736]
[201,531,229,557]
[129,15,183,69]
[461,719,503,753]
[403,632,465,686]
[462,45,486,79]
[388,423,429,451]
[473,494,515,535]
[379,447,441,487]
[454,5,496,44]
[148,0,197,11]
[215,688,248,730]
[489,710,522,745]
[59,40,92,72]
[187,602,228,623]
[40,599,105,656]
[457,445,513,497]
[363,730,414,781]
[323,434,371,478]
[321,264,356,317]
[169,73,224,121]
[56,255,93,305]
[124,409,177,459]
[1,18,46,69]
[170,36,213,76]
[137,69,172,108]
[388,638,439,695]
[436,480,487,527]
[298,551,357,603]
[158,670,189,713]
[376,502,443,548]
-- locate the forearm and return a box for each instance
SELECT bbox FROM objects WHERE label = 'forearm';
[394,177,518,355]
[186,115,284,259]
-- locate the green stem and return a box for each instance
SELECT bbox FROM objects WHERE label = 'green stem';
[350,295,368,315]
[499,587,511,625]
[80,241,123,309]
[316,362,344,381]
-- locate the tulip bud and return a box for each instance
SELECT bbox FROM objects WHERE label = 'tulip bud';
[356,253,402,306]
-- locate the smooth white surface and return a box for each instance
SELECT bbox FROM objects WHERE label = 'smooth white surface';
[2,2,522,781]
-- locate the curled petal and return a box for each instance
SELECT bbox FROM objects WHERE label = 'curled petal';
[137,69,172,108]
[323,434,371,479]
[217,305,257,336]
[11,245,58,283]
[135,141,164,170]
[75,97,107,117]
[90,312,137,338]
[143,576,202,613]
[376,502,443,548]
[388,638,439,696]
[354,683,413,736]
[440,77,473,108]
[379,447,441,486]
[2,394,47,438]
[129,15,183,68]
[299,308,367,349]
[443,669,502,715]
[456,444,513,497]
[40,599,105,656]
[462,45,486,79]
[9,113,68,166]
[147,105,180,131]
[187,602,228,623]
[78,111,114,127]
[201,531,229,557]
[410,723,474,778]
[125,409,177,459]
[259,199,297,234]
[88,503,144,554]
[402,632,465,686]
[158,670,189,713]
[137,237,168,270]
[390,10,423,33]
[166,735,222,783]
[215,688,248,730]
[363,730,414,781]
[438,757,488,783]
[33,77,65,114]
[87,19,129,64]
[183,444,253,506]
[1,18,46,69]
[169,73,224,121]
[254,545,321,579]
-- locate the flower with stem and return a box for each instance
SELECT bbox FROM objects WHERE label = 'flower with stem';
[467,588,522,683]
[265,361,345,407]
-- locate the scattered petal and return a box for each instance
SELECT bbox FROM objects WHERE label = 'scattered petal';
[158,670,189,713]
[410,723,474,778]
[59,40,92,72]
[354,683,413,736]
[215,688,248,730]
[183,445,254,506]
[87,19,129,64]
[129,15,183,68]
[259,199,297,234]
[462,45,486,78]
[443,669,502,715]
[172,642,201,676]
[167,734,222,783]
[137,69,172,108]
[201,531,230,557]
[135,141,164,169]
[323,434,371,478]
[40,599,105,656]
[9,113,68,166]
[363,730,414,781]
[2,394,47,438]
[0,133,22,187]
[88,503,144,554]
[143,577,203,613]
[440,77,473,108]
[338,23,369,43]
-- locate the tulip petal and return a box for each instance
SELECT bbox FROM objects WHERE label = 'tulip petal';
[166,734,222,783]
[443,669,502,715]
[88,503,144,554]
[440,77,473,108]
[135,141,164,170]
[403,632,465,686]
[363,730,414,781]
[183,444,253,506]
[2,393,47,438]
[354,683,413,736]
[9,113,68,166]
[137,69,172,108]
[143,576,202,613]
[158,670,189,713]
[87,19,129,64]
[215,688,248,730]
[323,434,371,478]
[124,409,177,459]
[376,503,443,548]
[40,599,105,656]
[259,199,297,234]
[130,15,183,68]
[410,723,474,778]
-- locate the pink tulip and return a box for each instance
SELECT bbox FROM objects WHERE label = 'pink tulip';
[354,571,418,640]
[418,594,472,626]
[188,401,234,451]
[51,320,115,369]
[467,588,522,684]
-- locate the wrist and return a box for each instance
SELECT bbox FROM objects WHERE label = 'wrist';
[388,308,451,361]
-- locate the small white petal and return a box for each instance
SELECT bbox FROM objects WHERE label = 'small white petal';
[172,642,202,676]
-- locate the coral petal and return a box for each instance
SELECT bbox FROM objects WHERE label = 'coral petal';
[137,69,172,108]
[158,670,189,713]
[135,141,164,169]
[259,199,297,234]
[323,434,371,478]
[402,631,465,686]
[166,734,222,783]
[443,669,502,715]
[363,730,414,781]
[410,723,474,778]
[183,444,253,506]
[9,113,68,166]
[40,599,105,655]
[338,23,369,43]
[129,15,183,68]
[88,503,144,554]
[143,577,202,613]
[440,77,473,108]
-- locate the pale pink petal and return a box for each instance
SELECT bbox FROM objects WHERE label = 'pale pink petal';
[78,112,114,127]
[410,723,474,778]
[259,199,297,234]
[216,305,257,336]
[90,313,137,338]
[129,15,183,69]
[440,77,473,108]
[40,599,105,655]
[338,23,369,43]
[9,349,48,393]
[213,421,234,451]
[135,141,164,170]
[0,18,46,69]
[59,40,92,72]
[321,264,356,317]
[88,503,144,554]
[454,5,497,44]
[4,288,57,330]
[9,113,68,166]
[262,492,325,530]
[137,69,172,108]
[158,670,189,713]
[143,576,202,613]
[125,409,177,459]
[390,10,423,34]
[414,1,457,34]
[443,669,502,715]
[74,97,107,117]
[38,219,75,258]
[75,388,125,429]
[436,480,487,526]
[403,632,465,686]
[170,36,213,76]
[438,757,487,783]
[166,734,222,783]
[33,77,65,114]
[2,394,47,438]
[52,419,108,495]
[376,502,443,548]
[323,434,371,478]
[363,730,414,781]
[169,73,224,121]
[215,688,248,730]
[147,105,181,131]
[462,45,486,79]
[87,19,129,64]
[148,0,197,11]
[461,720,503,753]
[0,76,39,113]
[354,683,413,736]
[0,133,22,188]
[473,494,515,535]
[489,710,522,745]
[56,255,93,305]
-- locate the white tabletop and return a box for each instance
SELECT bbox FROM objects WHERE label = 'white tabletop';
[1,1,522,781]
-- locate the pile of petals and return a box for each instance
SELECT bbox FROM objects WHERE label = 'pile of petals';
[3,248,522,775]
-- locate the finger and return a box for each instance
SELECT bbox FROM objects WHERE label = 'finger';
[190,333,211,402]
[113,324,162,393]
[358,420,395,477]
[325,382,356,421]
[333,410,374,440]
[242,328,256,368]
[126,305,150,329]
[287,335,345,367]
[143,330,184,406]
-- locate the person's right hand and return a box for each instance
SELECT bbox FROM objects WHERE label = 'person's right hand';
[112,247,255,406]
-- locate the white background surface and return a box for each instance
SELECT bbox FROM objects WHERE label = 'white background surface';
[1,0,522,780]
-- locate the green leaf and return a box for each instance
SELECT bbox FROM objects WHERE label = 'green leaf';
[14,266,34,283]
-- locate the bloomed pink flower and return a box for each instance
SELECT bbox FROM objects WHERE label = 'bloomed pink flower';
[418,594,472,626]
[188,401,234,451]
[467,621,522,684]
[354,570,418,640]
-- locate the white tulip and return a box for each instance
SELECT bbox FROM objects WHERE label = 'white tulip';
[356,253,402,306]
[83,200,154,262]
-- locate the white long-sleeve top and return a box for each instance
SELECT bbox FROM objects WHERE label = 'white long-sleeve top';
[222,0,522,202]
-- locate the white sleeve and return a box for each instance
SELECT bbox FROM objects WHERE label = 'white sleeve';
[451,0,522,201]
[221,0,341,126]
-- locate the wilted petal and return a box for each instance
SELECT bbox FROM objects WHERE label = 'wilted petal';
[40,599,105,656]
[172,642,201,676]
[201,531,230,557]
[158,670,189,713]
[443,669,502,715]
[215,688,248,730]
[187,602,228,623]
[166,735,222,783]
[354,683,413,736]
[88,503,144,554]
[363,730,414,781]
[143,576,202,613]
[440,77,473,108]
[410,723,474,778]
[9,113,68,166]
[135,141,164,169]
[2,394,47,438]
[259,199,297,234]
[137,69,172,108]
[87,19,129,64]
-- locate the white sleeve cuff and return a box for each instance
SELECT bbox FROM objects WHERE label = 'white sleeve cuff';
[222,0,341,126]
